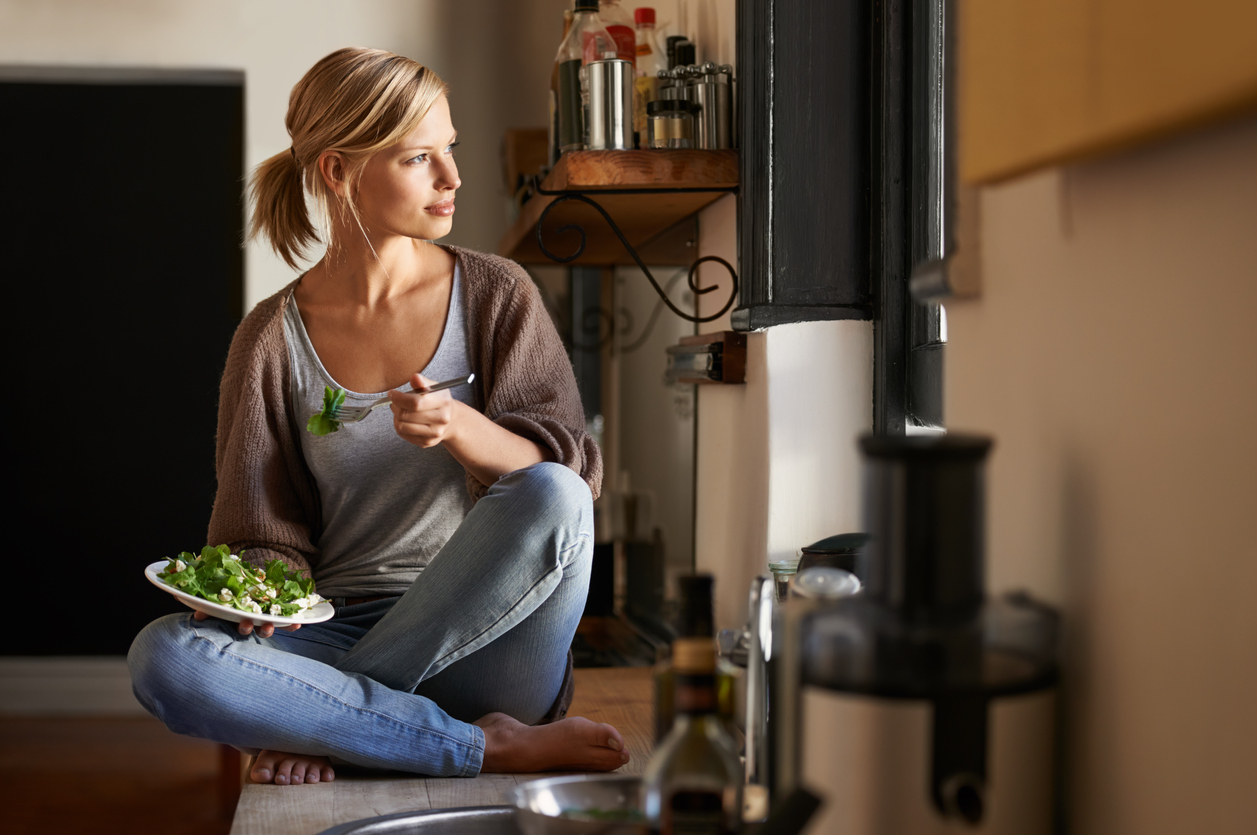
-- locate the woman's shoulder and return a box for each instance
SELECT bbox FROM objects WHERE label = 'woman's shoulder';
[447,246,530,291]
[225,279,300,370]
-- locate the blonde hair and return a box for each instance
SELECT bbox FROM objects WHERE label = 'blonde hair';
[248,47,449,269]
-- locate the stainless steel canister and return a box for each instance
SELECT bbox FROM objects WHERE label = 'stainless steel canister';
[585,58,634,150]
[690,62,733,149]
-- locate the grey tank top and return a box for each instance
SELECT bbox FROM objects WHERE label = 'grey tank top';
[282,263,476,599]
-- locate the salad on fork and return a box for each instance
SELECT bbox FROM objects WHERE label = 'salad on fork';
[306,373,474,436]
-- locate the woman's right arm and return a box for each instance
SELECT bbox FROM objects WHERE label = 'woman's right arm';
[206,290,322,590]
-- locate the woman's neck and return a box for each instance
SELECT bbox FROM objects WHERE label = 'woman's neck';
[308,234,451,309]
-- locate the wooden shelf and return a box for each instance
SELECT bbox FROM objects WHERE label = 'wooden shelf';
[496,149,738,267]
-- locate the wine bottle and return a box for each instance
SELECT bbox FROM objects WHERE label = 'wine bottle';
[644,575,744,834]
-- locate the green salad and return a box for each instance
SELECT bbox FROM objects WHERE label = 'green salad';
[159,545,323,618]
[307,386,347,436]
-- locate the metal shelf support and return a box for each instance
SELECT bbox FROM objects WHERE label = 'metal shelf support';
[532,176,740,324]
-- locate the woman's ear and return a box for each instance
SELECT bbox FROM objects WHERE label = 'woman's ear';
[317,151,348,198]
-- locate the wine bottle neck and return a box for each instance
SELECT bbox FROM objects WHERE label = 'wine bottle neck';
[675,673,718,715]
[672,637,716,674]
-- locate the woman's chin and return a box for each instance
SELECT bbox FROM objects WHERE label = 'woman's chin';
[408,219,454,242]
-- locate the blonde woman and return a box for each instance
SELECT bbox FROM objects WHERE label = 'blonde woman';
[128,48,627,784]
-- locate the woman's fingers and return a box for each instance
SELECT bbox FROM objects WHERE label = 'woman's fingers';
[389,376,456,448]
[393,413,449,445]
[193,609,298,636]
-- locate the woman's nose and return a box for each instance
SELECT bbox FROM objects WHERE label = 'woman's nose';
[438,157,460,191]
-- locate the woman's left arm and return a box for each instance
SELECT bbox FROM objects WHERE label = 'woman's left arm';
[390,254,602,498]
[388,376,553,484]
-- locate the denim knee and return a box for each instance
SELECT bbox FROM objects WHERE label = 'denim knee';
[127,614,204,729]
[510,461,592,516]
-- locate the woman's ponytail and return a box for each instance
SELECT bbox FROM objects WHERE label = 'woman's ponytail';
[247,147,318,271]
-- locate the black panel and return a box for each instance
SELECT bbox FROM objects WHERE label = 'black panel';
[735,0,771,312]
[872,0,910,435]
[569,266,603,421]
[2,78,244,655]
[772,0,870,306]
[734,0,872,330]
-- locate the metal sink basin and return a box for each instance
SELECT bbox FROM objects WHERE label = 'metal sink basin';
[317,806,517,835]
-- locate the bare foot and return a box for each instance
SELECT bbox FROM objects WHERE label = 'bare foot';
[475,712,629,773]
[250,750,336,785]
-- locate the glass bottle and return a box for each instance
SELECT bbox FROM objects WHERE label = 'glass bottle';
[653,577,739,741]
[554,0,618,155]
[633,7,665,137]
[644,575,744,834]
[598,0,638,64]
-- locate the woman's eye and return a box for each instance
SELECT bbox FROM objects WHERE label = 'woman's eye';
[409,153,428,164]
[447,142,460,155]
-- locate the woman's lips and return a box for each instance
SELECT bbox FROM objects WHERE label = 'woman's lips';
[425,200,455,217]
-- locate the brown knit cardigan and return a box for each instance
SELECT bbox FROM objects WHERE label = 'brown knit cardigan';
[207,245,602,579]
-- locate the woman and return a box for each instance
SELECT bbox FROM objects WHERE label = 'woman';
[128,47,627,785]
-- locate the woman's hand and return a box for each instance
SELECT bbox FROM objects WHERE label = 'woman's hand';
[193,610,301,638]
[389,372,553,485]
[389,373,460,448]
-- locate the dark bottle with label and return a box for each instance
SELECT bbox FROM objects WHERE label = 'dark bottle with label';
[644,575,743,834]
[553,0,617,155]
[548,10,574,166]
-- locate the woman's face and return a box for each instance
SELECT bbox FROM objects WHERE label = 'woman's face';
[353,95,460,242]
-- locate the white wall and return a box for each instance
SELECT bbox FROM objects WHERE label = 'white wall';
[0,0,451,310]
[946,113,1257,834]
[691,196,874,636]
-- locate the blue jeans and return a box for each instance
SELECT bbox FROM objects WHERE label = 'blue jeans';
[127,463,593,777]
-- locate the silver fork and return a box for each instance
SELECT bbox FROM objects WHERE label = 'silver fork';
[331,373,475,424]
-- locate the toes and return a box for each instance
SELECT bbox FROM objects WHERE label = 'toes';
[251,751,335,786]
[591,721,625,751]
[274,757,296,786]
[251,751,280,784]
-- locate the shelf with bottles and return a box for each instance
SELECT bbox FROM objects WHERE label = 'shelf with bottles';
[496,147,738,267]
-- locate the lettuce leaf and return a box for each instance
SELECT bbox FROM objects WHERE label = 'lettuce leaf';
[306,386,346,436]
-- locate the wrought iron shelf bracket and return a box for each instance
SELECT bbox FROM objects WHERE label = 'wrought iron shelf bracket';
[532,176,740,324]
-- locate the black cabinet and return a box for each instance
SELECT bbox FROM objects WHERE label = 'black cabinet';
[733,0,873,331]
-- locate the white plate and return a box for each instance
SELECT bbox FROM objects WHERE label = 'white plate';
[144,560,335,626]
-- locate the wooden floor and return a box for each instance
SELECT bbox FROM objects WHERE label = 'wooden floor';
[0,667,653,835]
[230,666,654,835]
[0,714,233,835]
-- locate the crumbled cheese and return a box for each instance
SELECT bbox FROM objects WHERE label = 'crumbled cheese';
[270,604,282,616]
[174,560,187,572]
[218,589,234,602]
